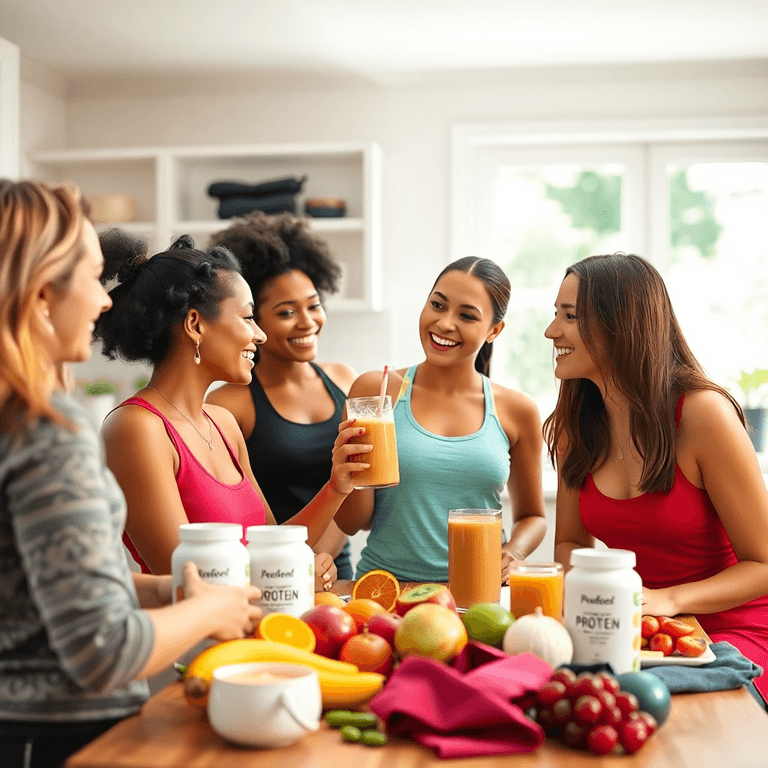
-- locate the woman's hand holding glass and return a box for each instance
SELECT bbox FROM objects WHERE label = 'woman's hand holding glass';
[329,418,372,495]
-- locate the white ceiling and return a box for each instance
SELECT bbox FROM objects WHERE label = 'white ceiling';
[3,0,768,96]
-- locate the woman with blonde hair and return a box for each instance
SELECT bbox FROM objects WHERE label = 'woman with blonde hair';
[0,180,262,768]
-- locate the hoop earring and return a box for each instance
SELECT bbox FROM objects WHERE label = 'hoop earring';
[194,339,201,365]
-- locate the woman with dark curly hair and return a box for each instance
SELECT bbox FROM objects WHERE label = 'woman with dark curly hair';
[206,212,357,579]
[95,230,370,590]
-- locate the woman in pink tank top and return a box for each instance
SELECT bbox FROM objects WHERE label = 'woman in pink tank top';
[543,253,768,704]
[94,232,371,589]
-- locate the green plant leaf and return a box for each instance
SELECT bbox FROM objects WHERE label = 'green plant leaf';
[82,380,117,396]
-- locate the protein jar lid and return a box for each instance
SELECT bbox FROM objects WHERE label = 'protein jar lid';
[246,525,309,544]
[570,548,636,570]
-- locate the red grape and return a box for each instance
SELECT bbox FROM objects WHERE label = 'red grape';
[551,698,572,726]
[599,704,624,728]
[573,695,602,725]
[537,681,567,707]
[587,725,620,755]
[597,671,621,695]
[562,721,589,750]
[572,672,605,699]
[614,690,640,718]
[619,719,650,754]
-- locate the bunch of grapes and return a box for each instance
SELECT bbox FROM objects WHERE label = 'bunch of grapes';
[530,669,657,756]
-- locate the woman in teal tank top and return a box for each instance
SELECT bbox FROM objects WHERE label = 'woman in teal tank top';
[335,257,547,583]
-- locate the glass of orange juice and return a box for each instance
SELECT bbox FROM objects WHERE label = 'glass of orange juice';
[448,509,502,610]
[346,396,400,489]
[507,562,564,620]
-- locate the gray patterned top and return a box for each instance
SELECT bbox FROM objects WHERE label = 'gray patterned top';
[0,390,153,722]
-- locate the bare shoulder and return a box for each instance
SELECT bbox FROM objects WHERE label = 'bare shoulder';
[205,382,251,411]
[680,388,744,437]
[317,361,358,394]
[492,382,541,424]
[348,367,408,399]
[101,401,171,454]
[204,402,245,440]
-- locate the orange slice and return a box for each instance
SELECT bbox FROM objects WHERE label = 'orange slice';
[343,598,388,631]
[256,613,316,653]
[352,569,401,612]
[314,591,346,608]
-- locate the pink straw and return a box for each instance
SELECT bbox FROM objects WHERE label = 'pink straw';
[376,365,389,417]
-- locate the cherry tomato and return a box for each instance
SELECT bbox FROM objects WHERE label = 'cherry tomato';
[641,615,660,639]
[649,632,674,656]
[614,690,640,718]
[573,695,602,725]
[619,718,650,754]
[597,671,621,695]
[676,635,707,657]
[537,681,567,707]
[562,720,590,750]
[657,617,695,638]
[572,672,604,700]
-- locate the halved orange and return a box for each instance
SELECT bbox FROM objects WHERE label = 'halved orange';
[343,598,388,631]
[256,612,316,653]
[352,569,400,612]
[314,591,346,608]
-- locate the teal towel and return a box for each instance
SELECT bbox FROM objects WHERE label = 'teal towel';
[647,641,762,693]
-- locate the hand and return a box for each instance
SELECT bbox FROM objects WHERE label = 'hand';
[314,552,337,593]
[501,549,512,584]
[641,586,679,617]
[180,561,263,641]
[330,418,372,496]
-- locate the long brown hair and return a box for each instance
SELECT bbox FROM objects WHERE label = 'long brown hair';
[543,253,744,493]
[432,256,510,377]
[0,179,89,431]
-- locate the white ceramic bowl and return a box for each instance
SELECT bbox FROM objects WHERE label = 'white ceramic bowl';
[207,662,321,748]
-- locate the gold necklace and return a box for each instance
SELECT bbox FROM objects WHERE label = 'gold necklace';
[146,385,214,450]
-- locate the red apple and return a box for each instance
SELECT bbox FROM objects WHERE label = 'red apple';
[301,605,357,658]
[339,629,395,676]
[366,612,402,647]
[394,603,468,663]
[395,583,457,616]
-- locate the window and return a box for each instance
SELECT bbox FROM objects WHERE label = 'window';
[452,119,768,433]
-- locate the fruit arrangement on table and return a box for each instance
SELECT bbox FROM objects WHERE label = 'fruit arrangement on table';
[181,571,685,757]
[640,615,709,658]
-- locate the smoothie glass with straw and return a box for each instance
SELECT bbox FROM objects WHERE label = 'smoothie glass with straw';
[346,367,400,489]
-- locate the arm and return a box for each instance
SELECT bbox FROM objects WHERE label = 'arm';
[132,573,173,608]
[212,404,370,547]
[497,388,547,580]
[642,390,768,616]
[553,478,595,573]
[102,406,191,575]
[205,383,256,440]
[7,400,260,691]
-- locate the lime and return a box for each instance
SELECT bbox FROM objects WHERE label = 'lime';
[461,602,514,647]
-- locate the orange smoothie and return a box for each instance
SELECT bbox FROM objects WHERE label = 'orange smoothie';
[507,562,564,620]
[448,511,502,609]
[348,417,399,489]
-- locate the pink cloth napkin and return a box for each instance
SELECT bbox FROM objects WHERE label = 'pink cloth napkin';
[369,641,552,759]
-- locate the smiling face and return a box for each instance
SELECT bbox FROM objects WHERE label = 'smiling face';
[419,270,503,368]
[199,273,266,384]
[544,272,604,383]
[43,221,113,364]
[255,269,325,363]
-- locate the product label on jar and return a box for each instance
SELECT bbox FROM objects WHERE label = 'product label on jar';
[252,561,314,617]
[566,590,642,674]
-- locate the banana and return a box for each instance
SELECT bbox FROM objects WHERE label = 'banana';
[183,639,384,710]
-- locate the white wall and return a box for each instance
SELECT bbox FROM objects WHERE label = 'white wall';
[57,62,768,384]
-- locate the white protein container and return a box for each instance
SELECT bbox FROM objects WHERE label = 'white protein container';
[246,525,315,617]
[564,548,643,674]
[171,523,250,603]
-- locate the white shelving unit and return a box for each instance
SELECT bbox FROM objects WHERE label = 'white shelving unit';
[30,141,383,311]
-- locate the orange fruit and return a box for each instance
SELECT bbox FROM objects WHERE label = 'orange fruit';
[343,598,388,631]
[352,569,401,612]
[255,612,316,653]
[314,591,346,608]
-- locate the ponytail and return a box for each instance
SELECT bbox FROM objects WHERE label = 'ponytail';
[475,341,494,377]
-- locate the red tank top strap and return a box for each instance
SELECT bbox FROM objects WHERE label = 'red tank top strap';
[675,394,685,429]
[118,396,190,459]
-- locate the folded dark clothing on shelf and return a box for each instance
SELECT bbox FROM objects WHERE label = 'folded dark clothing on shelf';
[218,194,296,219]
[207,176,307,199]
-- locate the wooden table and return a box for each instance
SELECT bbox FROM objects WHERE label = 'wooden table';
[67,579,768,767]
[66,681,768,768]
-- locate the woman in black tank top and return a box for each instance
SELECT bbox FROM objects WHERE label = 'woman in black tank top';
[207,213,356,580]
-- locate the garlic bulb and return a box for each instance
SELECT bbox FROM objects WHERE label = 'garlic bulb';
[502,607,573,668]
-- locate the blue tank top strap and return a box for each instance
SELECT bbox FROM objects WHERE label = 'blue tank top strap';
[395,365,417,405]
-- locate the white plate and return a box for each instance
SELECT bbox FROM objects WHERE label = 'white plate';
[640,644,716,667]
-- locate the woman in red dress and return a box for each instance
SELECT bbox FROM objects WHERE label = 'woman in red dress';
[545,253,768,706]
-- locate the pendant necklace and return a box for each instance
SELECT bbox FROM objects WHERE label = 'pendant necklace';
[146,385,214,450]
[617,434,631,461]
